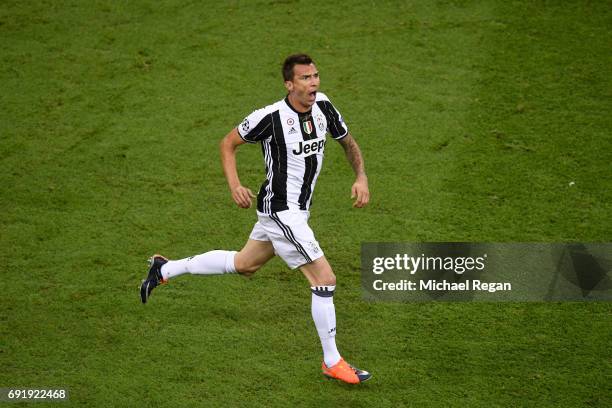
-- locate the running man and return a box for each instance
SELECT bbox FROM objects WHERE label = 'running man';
[141,54,371,384]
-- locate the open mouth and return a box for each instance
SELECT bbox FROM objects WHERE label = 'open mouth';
[308,91,317,98]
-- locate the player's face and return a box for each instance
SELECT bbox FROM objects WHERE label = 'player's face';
[285,63,320,111]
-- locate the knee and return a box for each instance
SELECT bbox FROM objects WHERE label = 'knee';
[315,266,336,286]
[234,258,260,277]
[237,266,259,277]
[302,257,337,286]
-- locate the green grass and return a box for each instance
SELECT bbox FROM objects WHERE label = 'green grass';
[1,1,610,406]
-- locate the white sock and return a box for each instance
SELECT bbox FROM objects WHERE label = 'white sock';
[311,285,341,368]
[160,250,237,280]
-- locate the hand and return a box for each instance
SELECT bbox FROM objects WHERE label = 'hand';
[351,177,370,208]
[231,185,256,208]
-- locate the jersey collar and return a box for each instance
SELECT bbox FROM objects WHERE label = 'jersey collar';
[284,96,312,115]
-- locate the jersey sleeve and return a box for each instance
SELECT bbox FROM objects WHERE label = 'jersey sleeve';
[316,94,349,140]
[237,108,273,143]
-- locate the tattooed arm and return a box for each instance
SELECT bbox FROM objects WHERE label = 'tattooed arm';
[338,134,370,208]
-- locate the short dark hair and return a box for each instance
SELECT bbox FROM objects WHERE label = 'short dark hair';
[282,53,314,81]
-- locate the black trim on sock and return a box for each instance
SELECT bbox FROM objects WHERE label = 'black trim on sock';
[311,286,335,297]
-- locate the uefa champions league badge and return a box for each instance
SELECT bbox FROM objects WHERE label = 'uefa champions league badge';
[241,118,250,132]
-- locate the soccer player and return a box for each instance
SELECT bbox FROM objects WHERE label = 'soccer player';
[140,54,371,384]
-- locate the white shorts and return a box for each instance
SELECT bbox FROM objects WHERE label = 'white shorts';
[249,210,324,269]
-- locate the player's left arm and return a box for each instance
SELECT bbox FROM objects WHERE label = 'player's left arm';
[338,133,369,208]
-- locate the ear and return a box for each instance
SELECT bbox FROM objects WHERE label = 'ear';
[284,80,293,92]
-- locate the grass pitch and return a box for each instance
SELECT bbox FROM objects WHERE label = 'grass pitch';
[1,1,610,407]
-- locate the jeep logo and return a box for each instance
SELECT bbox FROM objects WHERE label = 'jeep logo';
[292,139,325,156]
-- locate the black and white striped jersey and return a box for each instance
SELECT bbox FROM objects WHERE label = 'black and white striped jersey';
[237,92,348,214]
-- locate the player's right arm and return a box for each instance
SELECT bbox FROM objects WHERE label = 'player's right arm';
[220,128,255,208]
[222,107,273,208]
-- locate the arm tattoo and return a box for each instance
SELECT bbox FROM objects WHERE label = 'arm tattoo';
[339,135,366,177]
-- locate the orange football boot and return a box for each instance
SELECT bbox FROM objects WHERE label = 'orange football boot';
[322,358,372,384]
